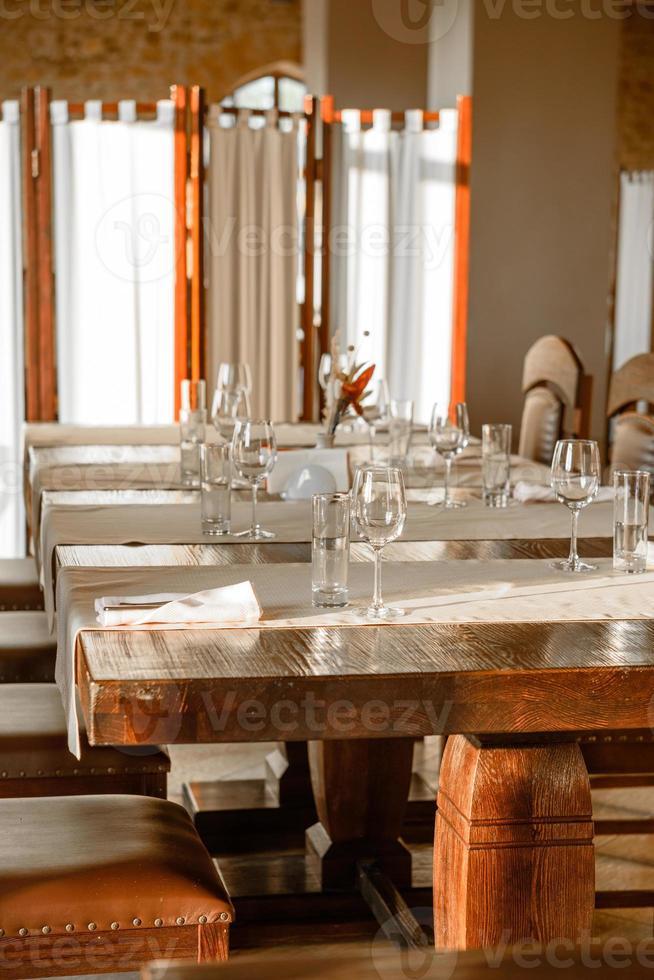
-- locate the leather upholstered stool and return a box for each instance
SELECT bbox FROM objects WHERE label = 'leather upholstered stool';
[0,557,43,611]
[0,795,232,978]
[0,612,55,682]
[0,684,169,798]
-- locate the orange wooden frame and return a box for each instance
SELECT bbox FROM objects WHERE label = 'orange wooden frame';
[450,94,472,406]
[316,95,472,417]
[21,86,56,421]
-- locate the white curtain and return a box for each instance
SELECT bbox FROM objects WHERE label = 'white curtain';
[206,107,300,421]
[330,108,459,422]
[0,101,25,557]
[613,171,654,370]
[51,100,176,424]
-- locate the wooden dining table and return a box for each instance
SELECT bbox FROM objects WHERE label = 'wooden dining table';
[61,532,654,951]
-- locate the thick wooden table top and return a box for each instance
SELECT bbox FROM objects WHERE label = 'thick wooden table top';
[74,535,654,747]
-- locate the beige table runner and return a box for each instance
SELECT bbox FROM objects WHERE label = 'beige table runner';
[58,556,654,755]
[41,495,620,629]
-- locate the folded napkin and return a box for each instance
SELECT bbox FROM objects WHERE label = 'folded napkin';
[513,482,614,504]
[95,581,262,627]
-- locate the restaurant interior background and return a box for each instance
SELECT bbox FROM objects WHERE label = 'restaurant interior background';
[2,0,653,556]
[2,2,654,978]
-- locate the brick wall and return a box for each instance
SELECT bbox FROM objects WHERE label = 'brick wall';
[618,10,654,170]
[0,0,301,103]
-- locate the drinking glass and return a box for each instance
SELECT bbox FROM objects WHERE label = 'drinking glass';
[367,380,391,461]
[231,419,277,539]
[312,492,350,607]
[352,465,407,620]
[482,423,512,508]
[200,443,231,535]
[179,379,206,487]
[388,399,414,465]
[613,469,650,574]
[550,439,601,572]
[213,362,253,418]
[318,353,333,392]
[429,402,470,509]
[181,379,206,413]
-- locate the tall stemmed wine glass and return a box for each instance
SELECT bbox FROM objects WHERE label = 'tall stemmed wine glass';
[231,419,277,540]
[550,439,601,572]
[212,363,252,426]
[429,402,470,508]
[353,465,407,620]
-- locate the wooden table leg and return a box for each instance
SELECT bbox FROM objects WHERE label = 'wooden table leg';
[306,738,414,891]
[184,741,317,853]
[434,734,595,950]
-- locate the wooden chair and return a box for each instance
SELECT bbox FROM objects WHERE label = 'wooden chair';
[518,335,593,465]
[0,557,43,611]
[0,611,55,682]
[0,684,169,799]
[607,353,654,475]
[0,795,232,979]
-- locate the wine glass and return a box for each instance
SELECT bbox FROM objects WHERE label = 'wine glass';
[211,388,248,443]
[231,420,278,539]
[429,402,470,509]
[550,439,601,572]
[353,465,407,620]
[213,363,252,417]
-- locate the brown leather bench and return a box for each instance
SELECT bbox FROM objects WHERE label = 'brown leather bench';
[0,794,232,979]
[0,557,43,610]
[0,611,55,682]
[0,684,169,798]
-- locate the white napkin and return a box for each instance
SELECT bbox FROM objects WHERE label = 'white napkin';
[267,449,349,494]
[94,581,262,627]
[513,482,614,504]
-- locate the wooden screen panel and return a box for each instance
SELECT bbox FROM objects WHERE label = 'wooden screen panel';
[35,86,56,420]
[171,84,189,418]
[450,94,472,407]
[21,86,56,421]
[301,96,319,421]
[21,87,40,421]
[190,85,205,384]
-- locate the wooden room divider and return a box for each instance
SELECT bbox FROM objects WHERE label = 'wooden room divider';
[20,83,203,422]
[17,88,472,424]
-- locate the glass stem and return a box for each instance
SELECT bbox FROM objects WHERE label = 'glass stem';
[251,482,258,534]
[569,508,579,568]
[444,457,452,507]
[373,548,384,610]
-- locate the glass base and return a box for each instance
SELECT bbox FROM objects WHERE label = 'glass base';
[356,604,406,621]
[550,558,597,573]
[430,497,467,510]
[202,523,231,536]
[233,527,276,541]
[312,588,349,608]
[483,491,509,509]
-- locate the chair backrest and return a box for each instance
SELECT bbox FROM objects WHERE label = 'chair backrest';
[607,353,654,418]
[609,411,654,476]
[518,335,593,466]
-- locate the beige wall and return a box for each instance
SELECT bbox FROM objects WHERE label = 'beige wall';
[0,0,302,103]
[466,3,621,447]
[303,0,428,107]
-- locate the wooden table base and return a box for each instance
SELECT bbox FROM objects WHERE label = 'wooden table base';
[185,740,437,853]
[434,735,595,950]
[306,738,415,891]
